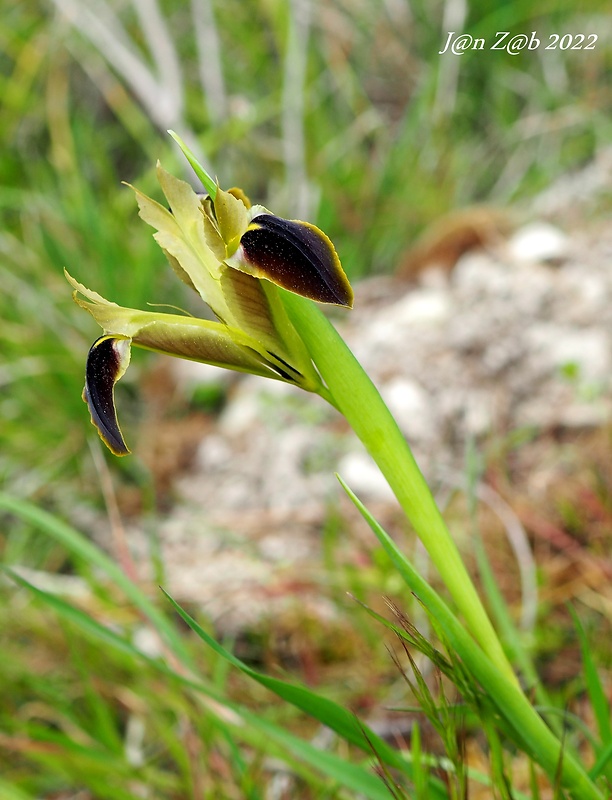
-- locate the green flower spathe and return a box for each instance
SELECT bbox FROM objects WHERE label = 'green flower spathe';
[69,163,352,455]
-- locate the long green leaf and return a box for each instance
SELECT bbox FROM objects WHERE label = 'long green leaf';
[5,569,420,799]
[0,493,193,667]
[240,715,400,800]
[337,477,605,800]
[162,588,449,799]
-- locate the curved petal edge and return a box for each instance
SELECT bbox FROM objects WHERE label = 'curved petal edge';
[233,215,354,308]
[83,336,132,456]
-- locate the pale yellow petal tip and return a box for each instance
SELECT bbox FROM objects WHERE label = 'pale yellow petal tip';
[65,270,119,307]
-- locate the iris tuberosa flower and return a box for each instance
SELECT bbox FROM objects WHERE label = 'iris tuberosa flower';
[68,158,530,715]
[68,164,353,455]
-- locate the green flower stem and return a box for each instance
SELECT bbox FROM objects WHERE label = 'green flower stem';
[281,291,516,685]
[285,294,605,795]
[341,478,603,798]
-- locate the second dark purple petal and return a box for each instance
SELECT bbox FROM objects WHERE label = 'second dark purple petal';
[240,215,353,307]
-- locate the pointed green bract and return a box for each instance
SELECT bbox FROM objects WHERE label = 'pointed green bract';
[167,129,217,199]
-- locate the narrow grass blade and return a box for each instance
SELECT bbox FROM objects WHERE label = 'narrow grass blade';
[5,566,243,750]
[590,740,612,781]
[0,779,32,800]
[337,477,605,799]
[6,569,401,797]
[162,588,449,799]
[410,722,428,799]
[5,567,171,666]
[239,715,401,800]
[569,607,612,746]
[68,639,126,754]
[530,760,542,800]
[0,494,193,667]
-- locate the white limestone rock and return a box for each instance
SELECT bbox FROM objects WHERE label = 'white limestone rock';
[507,222,569,264]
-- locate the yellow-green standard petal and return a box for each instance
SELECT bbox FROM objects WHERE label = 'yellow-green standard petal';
[129,165,229,320]
[213,186,250,257]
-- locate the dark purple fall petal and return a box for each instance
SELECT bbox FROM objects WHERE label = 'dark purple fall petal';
[84,336,131,456]
[240,215,353,307]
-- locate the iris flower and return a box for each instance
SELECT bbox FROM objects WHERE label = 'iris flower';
[67,150,537,729]
[68,163,352,455]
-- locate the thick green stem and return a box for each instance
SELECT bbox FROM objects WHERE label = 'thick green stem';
[283,293,604,796]
[282,292,516,684]
[341,479,603,799]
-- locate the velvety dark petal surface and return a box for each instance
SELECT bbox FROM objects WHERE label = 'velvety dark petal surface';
[84,336,131,456]
[240,215,353,307]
